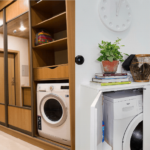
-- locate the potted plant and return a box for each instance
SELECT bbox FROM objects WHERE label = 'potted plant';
[97,38,128,73]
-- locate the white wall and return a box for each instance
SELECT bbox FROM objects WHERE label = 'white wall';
[0,34,29,104]
[76,0,150,149]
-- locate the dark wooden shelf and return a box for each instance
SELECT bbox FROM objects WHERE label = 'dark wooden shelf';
[33,63,68,69]
[32,12,66,33]
[33,37,67,51]
[31,0,66,16]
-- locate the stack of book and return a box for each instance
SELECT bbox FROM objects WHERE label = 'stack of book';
[92,73,131,86]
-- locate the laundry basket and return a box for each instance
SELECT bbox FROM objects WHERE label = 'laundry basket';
[130,54,150,82]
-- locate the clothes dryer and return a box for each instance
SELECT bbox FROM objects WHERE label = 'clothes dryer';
[103,89,143,150]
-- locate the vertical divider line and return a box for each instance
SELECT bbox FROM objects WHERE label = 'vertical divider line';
[28,0,35,137]
[3,8,8,127]
[65,0,75,150]
[14,54,16,106]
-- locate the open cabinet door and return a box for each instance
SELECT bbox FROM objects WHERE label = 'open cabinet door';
[91,91,103,150]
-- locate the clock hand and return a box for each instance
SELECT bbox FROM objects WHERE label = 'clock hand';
[116,0,122,16]
[116,2,118,16]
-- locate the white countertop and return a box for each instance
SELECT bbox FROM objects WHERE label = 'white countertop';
[82,82,150,92]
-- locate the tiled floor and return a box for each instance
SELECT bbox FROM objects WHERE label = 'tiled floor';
[0,131,43,150]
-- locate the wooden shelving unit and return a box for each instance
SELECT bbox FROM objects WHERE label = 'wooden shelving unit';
[30,0,75,150]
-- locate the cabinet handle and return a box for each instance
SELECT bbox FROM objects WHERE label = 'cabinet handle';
[48,66,58,69]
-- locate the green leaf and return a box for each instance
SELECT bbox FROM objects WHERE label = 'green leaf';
[99,44,103,49]
[124,53,129,56]
[106,52,110,56]
[110,51,113,55]
[107,56,113,62]
[120,59,124,62]
[97,56,104,62]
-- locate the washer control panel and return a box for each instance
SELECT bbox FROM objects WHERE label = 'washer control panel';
[138,99,143,112]
[37,116,42,130]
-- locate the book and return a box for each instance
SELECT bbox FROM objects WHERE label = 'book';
[101,81,131,86]
[95,75,128,79]
[92,78,129,83]
[95,73,127,77]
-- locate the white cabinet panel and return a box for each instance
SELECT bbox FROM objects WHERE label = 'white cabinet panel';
[76,86,99,150]
[143,85,150,150]
[91,91,103,150]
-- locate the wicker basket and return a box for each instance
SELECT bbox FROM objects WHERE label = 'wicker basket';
[130,54,150,82]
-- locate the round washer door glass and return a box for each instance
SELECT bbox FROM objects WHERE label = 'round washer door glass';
[130,121,143,150]
[122,113,143,150]
[40,94,67,127]
[44,99,63,122]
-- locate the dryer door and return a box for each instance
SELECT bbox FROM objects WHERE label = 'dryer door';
[40,94,67,127]
[122,113,143,150]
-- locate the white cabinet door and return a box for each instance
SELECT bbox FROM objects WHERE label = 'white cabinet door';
[91,91,103,150]
[143,85,150,150]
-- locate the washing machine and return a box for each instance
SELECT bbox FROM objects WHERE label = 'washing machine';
[103,89,143,150]
[37,83,71,146]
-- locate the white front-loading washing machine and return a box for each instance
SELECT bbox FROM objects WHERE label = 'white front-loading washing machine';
[103,89,143,150]
[37,83,71,146]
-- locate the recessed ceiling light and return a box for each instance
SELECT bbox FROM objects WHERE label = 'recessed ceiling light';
[13,30,17,33]
[19,24,26,31]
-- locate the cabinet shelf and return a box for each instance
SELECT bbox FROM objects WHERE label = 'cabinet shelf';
[33,64,69,81]
[31,0,66,23]
[32,1,65,12]
[33,37,67,51]
[32,12,66,34]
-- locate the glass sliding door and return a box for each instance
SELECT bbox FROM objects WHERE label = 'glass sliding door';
[6,12,32,134]
[7,12,30,107]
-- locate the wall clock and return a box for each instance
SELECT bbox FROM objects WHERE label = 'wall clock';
[99,0,132,32]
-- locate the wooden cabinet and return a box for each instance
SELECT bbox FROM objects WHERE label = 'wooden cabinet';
[0,0,14,11]
[6,0,29,22]
[30,0,75,150]
[34,64,69,81]
[8,106,32,133]
[0,104,5,123]
[0,1,75,150]
[22,87,31,107]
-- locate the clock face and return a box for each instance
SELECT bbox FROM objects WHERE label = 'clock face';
[99,0,132,32]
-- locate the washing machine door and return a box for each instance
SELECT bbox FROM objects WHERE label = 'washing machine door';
[40,93,67,127]
[122,113,143,150]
